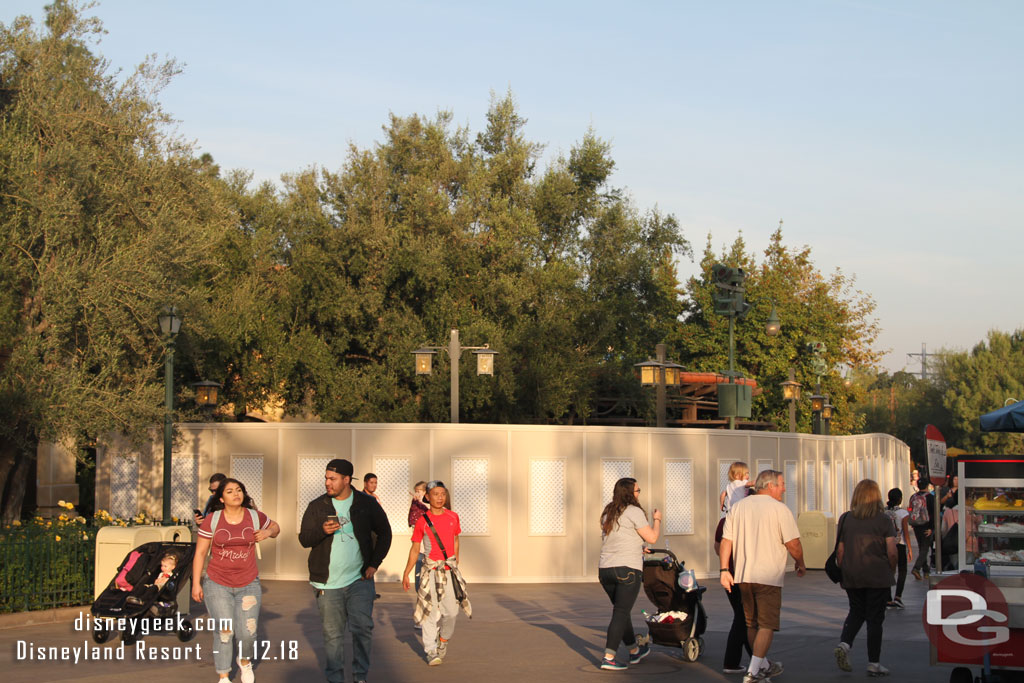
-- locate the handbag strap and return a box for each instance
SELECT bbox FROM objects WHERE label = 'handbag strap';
[834,512,847,552]
[424,513,449,560]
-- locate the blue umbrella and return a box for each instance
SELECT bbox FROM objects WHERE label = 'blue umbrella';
[979,400,1024,433]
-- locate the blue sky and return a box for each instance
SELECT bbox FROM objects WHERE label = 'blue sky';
[6,0,1022,374]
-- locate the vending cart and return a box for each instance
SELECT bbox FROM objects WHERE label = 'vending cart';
[928,453,1024,683]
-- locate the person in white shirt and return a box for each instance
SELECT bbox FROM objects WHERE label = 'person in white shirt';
[720,470,806,683]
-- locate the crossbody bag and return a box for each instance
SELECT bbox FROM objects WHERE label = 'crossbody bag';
[423,514,466,602]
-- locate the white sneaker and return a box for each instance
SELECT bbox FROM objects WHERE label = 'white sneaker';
[239,659,255,683]
[834,644,852,672]
[427,651,442,666]
[867,662,890,677]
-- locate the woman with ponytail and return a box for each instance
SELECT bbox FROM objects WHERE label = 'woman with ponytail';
[596,477,661,671]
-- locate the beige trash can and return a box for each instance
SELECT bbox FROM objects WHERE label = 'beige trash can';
[797,511,835,570]
[94,525,192,613]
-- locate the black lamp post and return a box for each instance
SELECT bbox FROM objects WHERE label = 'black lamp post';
[158,307,181,525]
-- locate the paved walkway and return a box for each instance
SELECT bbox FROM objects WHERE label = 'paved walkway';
[2,571,944,683]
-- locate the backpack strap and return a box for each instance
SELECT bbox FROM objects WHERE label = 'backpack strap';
[207,508,262,560]
[423,513,449,560]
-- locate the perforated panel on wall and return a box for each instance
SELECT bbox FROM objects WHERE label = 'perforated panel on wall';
[857,459,864,483]
[805,461,817,511]
[171,455,199,520]
[784,461,798,516]
[452,458,488,535]
[822,461,832,513]
[111,454,138,518]
[756,460,773,479]
[847,460,856,502]
[836,462,845,513]
[602,460,633,502]
[529,460,566,535]
[297,456,334,523]
[664,461,694,535]
[374,457,412,535]
[231,457,264,511]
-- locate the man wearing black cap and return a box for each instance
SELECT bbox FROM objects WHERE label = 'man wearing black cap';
[299,458,392,683]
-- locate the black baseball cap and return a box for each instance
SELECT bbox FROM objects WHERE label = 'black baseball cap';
[326,459,356,478]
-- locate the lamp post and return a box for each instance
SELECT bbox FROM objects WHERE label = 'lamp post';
[822,395,834,435]
[780,367,802,432]
[158,307,181,525]
[413,329,497,423]
[634,343,684,428]
[710,266,780,429]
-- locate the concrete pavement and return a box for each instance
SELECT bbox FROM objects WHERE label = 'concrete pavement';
[2,570,944,683]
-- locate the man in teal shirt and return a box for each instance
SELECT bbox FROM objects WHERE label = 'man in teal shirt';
[300,459,392,683]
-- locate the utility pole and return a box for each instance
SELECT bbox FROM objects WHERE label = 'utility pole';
[907,343,930,380]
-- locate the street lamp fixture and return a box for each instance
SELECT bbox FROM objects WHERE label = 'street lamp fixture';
[635,359,662,386]
[634,344,684,428]
[822,396,834,435]
[413,348,437,375]
[473,346,497,376]
[765,302,781,337]
[158,306,181,526]
[190,380,222,408]
[412,329,496,423]
[780,367,802,432]
[663,361,684,387]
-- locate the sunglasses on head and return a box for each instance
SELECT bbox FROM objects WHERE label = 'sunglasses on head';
[427,480,446,490]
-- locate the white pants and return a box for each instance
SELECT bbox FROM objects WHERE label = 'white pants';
[421,571,458,653]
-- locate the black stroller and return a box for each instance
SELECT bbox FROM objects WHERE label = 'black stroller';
[642,548,708,662]
[90,541,196,644]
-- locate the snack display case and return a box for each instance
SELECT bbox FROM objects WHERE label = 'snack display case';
[960,455,1024,573]
[929,454,1024,682]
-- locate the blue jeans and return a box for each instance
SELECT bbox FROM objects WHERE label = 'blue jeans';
[316,578,376,682]
[203,577,261,675]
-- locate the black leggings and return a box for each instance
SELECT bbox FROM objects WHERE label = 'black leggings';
[598,566,641,653]
[841,587,889,662]
[913,525,932,573]
[892,544,907,599]
[723,583,751,669]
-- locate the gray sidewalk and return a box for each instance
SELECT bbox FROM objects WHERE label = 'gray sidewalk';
[2,571,939,683]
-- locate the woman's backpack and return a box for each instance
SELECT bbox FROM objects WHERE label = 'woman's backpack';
[908,491,930,527]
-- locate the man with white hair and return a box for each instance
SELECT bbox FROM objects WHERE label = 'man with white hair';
[719,469,806,683]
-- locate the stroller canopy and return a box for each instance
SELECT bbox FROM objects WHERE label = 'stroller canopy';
[980,400,1024,433]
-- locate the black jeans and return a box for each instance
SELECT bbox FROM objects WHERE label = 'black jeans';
[598,566,641,653]
[912,525,932,573]
[841,587,889,662]
[723,583,751,669]
[892,544,907,599]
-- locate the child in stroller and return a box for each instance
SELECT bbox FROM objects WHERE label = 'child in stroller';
[642,548,708,662]
[90,541,196,644]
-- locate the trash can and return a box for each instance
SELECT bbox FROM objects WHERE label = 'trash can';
[797,511,835,570]
[94,525,192,613]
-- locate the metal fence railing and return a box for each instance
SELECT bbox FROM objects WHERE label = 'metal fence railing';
[0,525,97,613]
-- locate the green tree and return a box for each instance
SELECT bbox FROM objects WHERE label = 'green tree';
[935,330,1024,453]
[675,226,880,433]
[0,1,233,520]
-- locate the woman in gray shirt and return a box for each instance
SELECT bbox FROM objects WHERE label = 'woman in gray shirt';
[597,477,661,670]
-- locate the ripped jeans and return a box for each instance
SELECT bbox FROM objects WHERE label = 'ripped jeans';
[203,576,261,675]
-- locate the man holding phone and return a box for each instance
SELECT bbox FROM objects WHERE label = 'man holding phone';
[299,458,391,683]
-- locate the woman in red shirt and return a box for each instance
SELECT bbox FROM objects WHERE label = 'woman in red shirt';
[191,478,280,683]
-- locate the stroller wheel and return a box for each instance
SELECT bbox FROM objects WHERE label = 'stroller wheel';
[682,637,700,662]
[92,624,111,644]
[177,617,195,643]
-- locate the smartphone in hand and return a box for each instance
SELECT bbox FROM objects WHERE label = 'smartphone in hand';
[326,515,339,525]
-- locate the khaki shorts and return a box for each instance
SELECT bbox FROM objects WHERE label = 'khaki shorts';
[739,583,782,631]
